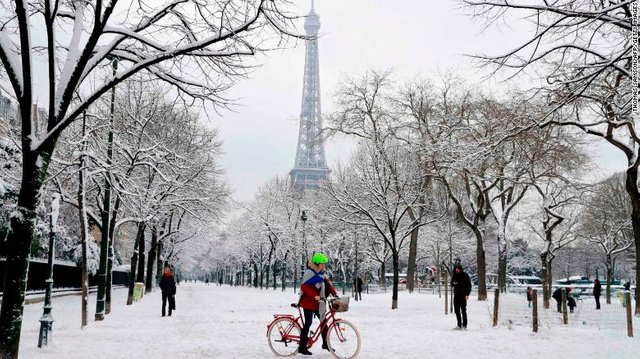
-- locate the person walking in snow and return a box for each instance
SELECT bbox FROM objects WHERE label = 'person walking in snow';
[159,266,177,317]
[552,287,563,312]
[450,264,471,330]
[298,252,338,356]
[567,288,577,313]
[593,279,601,310]
[526,287,533,308]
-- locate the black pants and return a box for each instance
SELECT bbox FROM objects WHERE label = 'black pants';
[162,293,175,316]
[595,295,601,309]
[453,296,467,328]
[299,309,328,350]
[556,299,562,313]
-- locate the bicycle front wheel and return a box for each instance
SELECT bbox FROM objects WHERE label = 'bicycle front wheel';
[327,319,361,359]
[267,317,301,357]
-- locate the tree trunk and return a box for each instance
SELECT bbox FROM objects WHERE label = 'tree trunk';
[391,251,400,309]
[281,256,287,291]
[253,262,259,288]
[105,236,114,315]
[547,257,555,306]
[606,255,613,305]
[259,263,264,289]
[406,226,419,293]
[0,146,47,356]
[78,114,90,328]
[498,254,507,293]
[380,261,386,288]
[541,252,551,309]
[95,77,116,320]
[292,257,297,293]
[127,223,145,305]
[496,224,508,293]
[354,242,359,300]
[273,262,278,290]
[0,213,36,357]
[105,196,121,315]
[136,226,146,284]
[635,222,640,316]
[95,178,112,320]
[625,166,640,316]
[339,258,347,295]
[146,226,158,293]
[475,225,488,300]
[156,240,164,285]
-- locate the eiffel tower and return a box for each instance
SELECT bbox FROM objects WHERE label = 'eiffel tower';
[289,0,330,189]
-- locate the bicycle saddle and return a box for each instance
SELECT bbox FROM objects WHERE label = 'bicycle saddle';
[290,303,298,308]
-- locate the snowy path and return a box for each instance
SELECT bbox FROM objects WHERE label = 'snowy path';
[19,284,638,358]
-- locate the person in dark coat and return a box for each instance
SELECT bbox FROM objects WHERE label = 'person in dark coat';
[552,287,563,312]
[526,287,533,308]
[593,279,601,310]
[159,266,177,317]
[298,252,337,356]
[355,276,363,301]
[450,264,472,330]
[567,288,577,313]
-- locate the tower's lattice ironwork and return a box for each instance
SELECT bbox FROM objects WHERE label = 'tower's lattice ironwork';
[290,1,330,189]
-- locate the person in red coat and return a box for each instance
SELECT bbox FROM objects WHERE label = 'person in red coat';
[298,252,337,355]
[159,266,176,317]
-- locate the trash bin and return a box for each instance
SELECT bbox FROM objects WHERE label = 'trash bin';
[133,282,145,301]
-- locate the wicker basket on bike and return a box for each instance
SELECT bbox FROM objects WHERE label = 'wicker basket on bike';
[330,296,350,312]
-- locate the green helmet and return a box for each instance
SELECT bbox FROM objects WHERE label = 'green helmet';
[312,252,328,264]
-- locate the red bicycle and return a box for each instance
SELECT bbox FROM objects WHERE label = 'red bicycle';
[266,297,361,358]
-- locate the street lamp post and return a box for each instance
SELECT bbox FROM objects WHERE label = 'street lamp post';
[38,193,60,347]
[301,210,308,277]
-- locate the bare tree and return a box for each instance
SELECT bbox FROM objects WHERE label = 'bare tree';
[525,181,583,309]
[326,71,435,294]
[581,173,634,304]
[464,0,638,314]
[324,142,430,309]
[0,1,298,354]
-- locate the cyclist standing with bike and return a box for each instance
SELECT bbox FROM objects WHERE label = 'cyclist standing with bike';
[298,252,337,355]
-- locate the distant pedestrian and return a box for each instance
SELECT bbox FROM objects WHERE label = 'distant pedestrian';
[552,287,563,313]
[567,288,577,313]
[526,287,533,308]
[622,281,631,307]
[218,277,223,286]
[159,266,177,317]
[356,276,363,301]
[593,279,601,310]
[450,264,472,330]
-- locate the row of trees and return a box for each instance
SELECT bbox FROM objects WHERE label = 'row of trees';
[0,78,227,326]
[207,70,634,313]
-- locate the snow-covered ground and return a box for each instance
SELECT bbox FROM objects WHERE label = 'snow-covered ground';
[19,284,639,358]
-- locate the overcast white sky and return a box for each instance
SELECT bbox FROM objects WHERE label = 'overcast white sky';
[209,0,626,202]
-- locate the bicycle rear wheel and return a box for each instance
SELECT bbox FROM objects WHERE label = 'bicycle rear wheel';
[267,317,301,357]
[327,319,361,359]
